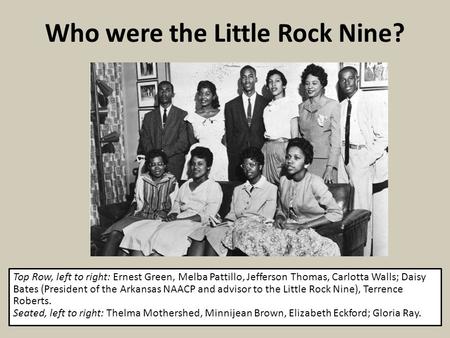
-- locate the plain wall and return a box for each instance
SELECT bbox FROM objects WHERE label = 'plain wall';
[170,62,340,112]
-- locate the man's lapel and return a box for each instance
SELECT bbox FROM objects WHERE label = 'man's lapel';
[236,96,249,129]
[154,107,163,132]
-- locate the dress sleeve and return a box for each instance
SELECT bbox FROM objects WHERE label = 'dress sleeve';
[224,187,238,221]
[310,176,343,222]
[169,181,179,209]
[218,110,226,138]
[169,182,185,215]
[290,116,300,138]
[184,112,194,123]
[199,181,223,225]
[289,100,299,119]
[259,184,277,220]
[187,113,201,140]
[262,105,271,139]
[134,176,145,213]
[327,101,341,169]
[275,178,287,219]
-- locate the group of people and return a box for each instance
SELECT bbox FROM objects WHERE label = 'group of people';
[100,63,388,256]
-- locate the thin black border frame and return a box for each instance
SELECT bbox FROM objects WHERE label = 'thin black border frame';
[8,267,442,327]
[136,62,158,80]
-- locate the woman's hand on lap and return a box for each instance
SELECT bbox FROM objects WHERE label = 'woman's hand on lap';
[274,215,286,229]
[164,213,178,222]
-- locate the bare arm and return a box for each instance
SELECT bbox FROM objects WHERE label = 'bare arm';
[290,117,299,138]
[224,102,234,152]
[327,101,341,169]
[274,188,287,228]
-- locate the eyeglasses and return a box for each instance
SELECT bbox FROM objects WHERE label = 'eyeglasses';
[240,162,259,169]
[149,162,165,167]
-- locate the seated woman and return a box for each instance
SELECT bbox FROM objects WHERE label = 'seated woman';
[223,138,343,256]
[120,146,223,256]
[188,147,277,256]
[100,149,178,256]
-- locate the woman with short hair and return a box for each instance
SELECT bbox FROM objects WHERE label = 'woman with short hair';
[182,80,228,181]
[100,149,178,256]
[144,146,223,256]
[261,69,298,185]
[188,147,277,256]
[292,64,341,183]
[223,138,342,256]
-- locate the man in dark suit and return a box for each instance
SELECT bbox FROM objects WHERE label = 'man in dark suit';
[137,81,190,181]
[225,65,269,182]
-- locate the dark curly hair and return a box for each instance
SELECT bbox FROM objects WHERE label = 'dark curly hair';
[197,80,220,109]
[266,69,287,87]
[143,149,168,173]
[240,147,265,166]
[286,138,314,165]
[190,146,214,167]
[301,64,328,87]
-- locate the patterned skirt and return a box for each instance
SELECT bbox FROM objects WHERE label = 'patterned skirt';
[222,217,340,256]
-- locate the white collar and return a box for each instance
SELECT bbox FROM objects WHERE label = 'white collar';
[243,175,267,191]
[242,92,257,101]
[160,104,172,112]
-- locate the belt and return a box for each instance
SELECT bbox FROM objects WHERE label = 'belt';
[267,137,288,143]
[342,141,366,150]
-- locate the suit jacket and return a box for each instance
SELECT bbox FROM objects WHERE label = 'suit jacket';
[137,105,189,180]
[224,94,269,156]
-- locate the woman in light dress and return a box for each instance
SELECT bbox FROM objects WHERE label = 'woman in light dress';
[188,147,277,256]
[120,146,223,256]
[261,69,298,185]
[182,80,228,181]
[223,138,342,256]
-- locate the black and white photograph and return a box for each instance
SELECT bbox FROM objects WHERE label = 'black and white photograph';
[90,62,388,258]
[6,0,450,333]
[136,62,157,80]
[137,80,157,107]
[361,62,388,88]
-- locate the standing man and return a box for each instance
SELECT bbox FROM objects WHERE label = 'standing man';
[225,65,269,182]
[337,66,388,256]
[137,81,190,181]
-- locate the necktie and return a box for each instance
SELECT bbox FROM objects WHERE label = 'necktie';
[344,99,352,165]
[247,98,252,126]
[163,108,167,128]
